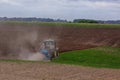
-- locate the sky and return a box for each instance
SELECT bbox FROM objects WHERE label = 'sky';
[0,0,120,20]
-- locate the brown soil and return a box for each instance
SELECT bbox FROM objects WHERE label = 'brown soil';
[0,23,120,59]
[0,62,120,80]
[0,23,120,80]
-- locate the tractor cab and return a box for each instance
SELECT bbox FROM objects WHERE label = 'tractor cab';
[40,39,59,60]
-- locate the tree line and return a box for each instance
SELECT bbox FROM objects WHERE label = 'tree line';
[0,17,120,24]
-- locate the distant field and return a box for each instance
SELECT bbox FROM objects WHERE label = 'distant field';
[53,46,120,69]
[0,21,120,28]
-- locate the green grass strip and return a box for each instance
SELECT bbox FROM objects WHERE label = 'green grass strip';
[53,46,120,69]
[0,21,120,28]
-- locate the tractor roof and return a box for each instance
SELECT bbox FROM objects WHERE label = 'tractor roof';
[43,39,55,42]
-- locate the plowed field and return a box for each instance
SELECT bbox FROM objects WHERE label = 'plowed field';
[0,62,120,80]
[0,23,120,59]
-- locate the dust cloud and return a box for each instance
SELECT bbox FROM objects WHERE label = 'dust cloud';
[19,52,47,61]
[0,24,59,61]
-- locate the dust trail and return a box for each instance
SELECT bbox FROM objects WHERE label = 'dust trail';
[0,25,55,60]
[19,52,47,61]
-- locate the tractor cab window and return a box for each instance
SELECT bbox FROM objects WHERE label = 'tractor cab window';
[45,41,54,45]
[43,40,56,49]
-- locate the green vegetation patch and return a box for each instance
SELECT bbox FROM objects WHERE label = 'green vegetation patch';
[53,46,120,69]
[0,21,120,28]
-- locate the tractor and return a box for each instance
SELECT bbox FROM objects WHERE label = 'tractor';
[40,39,59,60]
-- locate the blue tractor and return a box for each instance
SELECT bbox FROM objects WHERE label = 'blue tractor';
[40,39,59,60]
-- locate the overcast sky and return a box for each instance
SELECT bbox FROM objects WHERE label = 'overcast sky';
[0,0,120,20]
